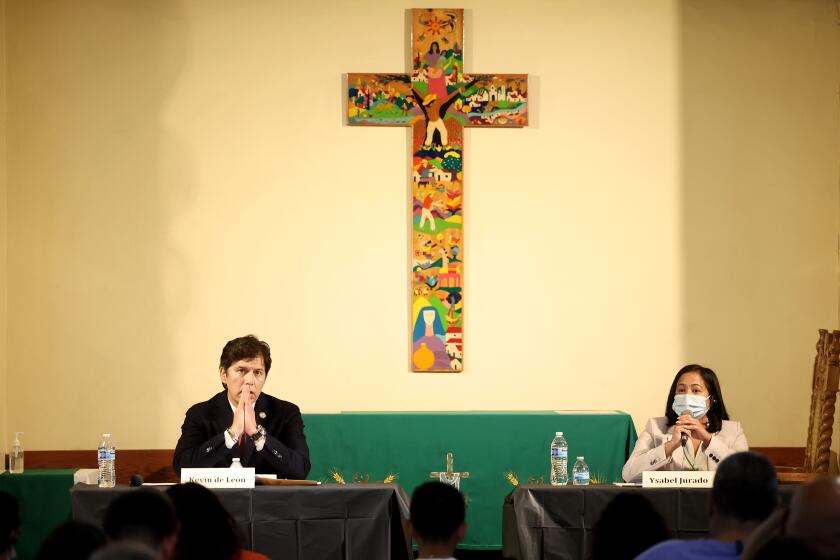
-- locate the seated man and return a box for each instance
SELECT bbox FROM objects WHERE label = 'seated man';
[173,334,310,479]
[636,451,778,560]
[102,489,178,560]
[406,482,468,560]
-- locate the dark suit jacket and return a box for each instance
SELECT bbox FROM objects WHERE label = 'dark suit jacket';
[173,390,311,479]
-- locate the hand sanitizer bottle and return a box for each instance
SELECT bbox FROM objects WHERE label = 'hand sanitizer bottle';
[10,432,24,474]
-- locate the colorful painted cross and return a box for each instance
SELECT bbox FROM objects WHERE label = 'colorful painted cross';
[430,451,470,490]
[347,9,527,372]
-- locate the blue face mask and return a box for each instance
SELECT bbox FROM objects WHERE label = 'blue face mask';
[672,394,710,419]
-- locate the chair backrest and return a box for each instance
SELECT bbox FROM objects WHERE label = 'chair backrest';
[803,329,840,473]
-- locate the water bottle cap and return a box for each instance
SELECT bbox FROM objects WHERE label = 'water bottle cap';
[556,431,563,436]
[577,456,584,460]
[103,433,111,437]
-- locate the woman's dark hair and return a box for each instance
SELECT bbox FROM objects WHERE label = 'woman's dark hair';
[589,493,670,560]
[428,41,440,54]
[664,364,729,433]
[166,483,242,560]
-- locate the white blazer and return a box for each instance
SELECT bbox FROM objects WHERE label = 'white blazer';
[621,416,748,483]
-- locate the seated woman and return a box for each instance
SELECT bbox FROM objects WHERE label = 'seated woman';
[622,364,748,483]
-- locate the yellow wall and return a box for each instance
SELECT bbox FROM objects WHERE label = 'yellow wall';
[0,0,7,460]
[678,1,840,457]
[2,0,838,453]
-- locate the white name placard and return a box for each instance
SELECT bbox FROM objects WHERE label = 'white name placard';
[642,471,715,488]
[181,468,255,488]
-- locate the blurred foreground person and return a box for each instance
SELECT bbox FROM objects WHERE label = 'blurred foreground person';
[166,483,268,560]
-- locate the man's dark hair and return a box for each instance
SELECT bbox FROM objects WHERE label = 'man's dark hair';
[711,451,778,523]
[0,491,20,555]
[665,364,730,433]
[102,489,178,549]
[590,493,670,560]
[219,335,272,387]
[409,481,465,544]
[166,482,241,560]
[37,520,107,560]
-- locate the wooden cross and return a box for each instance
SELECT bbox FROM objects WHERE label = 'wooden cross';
[347,9,527,372]
[429,451,470,490]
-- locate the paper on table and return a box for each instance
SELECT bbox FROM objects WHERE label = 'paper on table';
[74,469,98,485]
[553,410,622,415]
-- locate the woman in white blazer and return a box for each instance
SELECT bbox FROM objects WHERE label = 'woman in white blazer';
[622,364,748,483]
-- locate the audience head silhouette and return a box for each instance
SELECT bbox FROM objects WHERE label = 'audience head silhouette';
[407,481,467,558]
[0,492,20,560]
[590,492,670,560]
[710,451,778,531]
[166,482,243,560]
[786,475,840,559]
[36,520,106,560]
[102,489,178,560]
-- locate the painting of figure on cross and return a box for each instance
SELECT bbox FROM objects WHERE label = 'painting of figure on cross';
[347,8,527,372]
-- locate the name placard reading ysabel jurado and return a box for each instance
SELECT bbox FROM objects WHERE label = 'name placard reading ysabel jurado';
[181,468,255,488]
[642,471,715,488]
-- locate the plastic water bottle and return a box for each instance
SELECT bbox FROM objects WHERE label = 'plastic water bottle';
[10,432,24,474]
[98,433,116,488]
[573,456,590,486]
[550,431,569,485]
[230,458,243,469]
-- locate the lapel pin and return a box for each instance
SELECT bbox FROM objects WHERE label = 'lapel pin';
[259,412,267,419]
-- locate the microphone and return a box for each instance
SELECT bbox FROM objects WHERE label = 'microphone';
[680,432,688,446]
[130,473,145,487]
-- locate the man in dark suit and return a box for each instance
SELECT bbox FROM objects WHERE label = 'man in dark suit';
[173,335,311,479]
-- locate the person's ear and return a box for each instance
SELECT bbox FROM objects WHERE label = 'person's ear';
[219,367,228,386]
[161,531,179,560]
[455,522,467,544]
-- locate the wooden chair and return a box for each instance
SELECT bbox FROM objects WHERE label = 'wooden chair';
[775,329,840,482]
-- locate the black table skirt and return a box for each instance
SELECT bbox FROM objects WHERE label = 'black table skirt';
[502,484,796,560]
[72,483,412,560]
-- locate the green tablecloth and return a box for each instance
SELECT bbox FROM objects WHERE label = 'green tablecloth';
[0,469,76,560]
[303,411,637,549]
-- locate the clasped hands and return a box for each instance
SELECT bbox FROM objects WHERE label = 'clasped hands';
[665,414,712,456]
[228,386,259,440]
